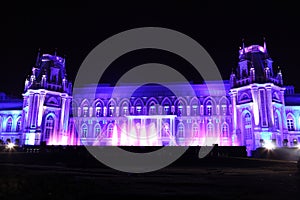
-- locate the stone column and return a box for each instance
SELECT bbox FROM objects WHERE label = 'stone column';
[229,89,238,145]
[266,85,273,126]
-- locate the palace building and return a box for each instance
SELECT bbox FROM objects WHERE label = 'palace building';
[1,41,300,156]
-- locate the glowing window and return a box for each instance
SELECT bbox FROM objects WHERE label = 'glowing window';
[16,118,22,132]
[94,124,101,137]
[107,123,114,138]
[149,104,156,115]
[164,105,169,115]
[222,123,229,137]
[177,123,185,138]
[205,101,213,116]
[244,113,252,139]
[177,102,183,116]
[207,123,214,136]
[95,103,102,117]
[45,116,54,139]
[81,124,88,138]
[192,123,198,137]
[287,118,295,131]
[83,106,88,117]
[6,118,12,132]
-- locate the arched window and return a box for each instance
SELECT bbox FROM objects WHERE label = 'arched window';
[287,114,295,131]
[107,123,114,138]
[190,98,199,116]
[177,101,184,116]
[6,117,12,132]
[45,115,54,139]
[108,101,115,117]
[192,123,199,137]
[163,105,170,115]
[220,98,228,116]
[244,113,252,139]
[207,123,214,136]
[121,102,129,116]
[148,101,157,115]
[161,98,172,115]
[81,124,88,138]
[177,123,185,138]
[95,102,102,117]
[134,99,143,115]
[94,123,101,138]
[221,123,229,137]
[83,105,88,117]
[205,101,213,116]
[16,117,22,132]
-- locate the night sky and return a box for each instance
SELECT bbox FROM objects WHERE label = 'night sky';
[1,1,300,97]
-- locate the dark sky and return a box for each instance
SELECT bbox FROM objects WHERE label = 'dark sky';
[1,1,300,97]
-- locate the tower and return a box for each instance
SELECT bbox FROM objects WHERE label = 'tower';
[21,51,72,145]
[229,39,287,155]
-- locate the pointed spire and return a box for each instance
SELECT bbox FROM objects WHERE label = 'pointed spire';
[63,54,66,64]
[35,48,41,66]
[54,48,57,56]
[278,66,281,74]
[242,38,245,54]
[263,37,268,53]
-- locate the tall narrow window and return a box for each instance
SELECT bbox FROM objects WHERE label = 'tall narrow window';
[164,105,169,115]
[109,105,114,117]
[287,115,295,131]
[177,102,183,116]
[149,102,156,115]
[192,123,199,137]
[177,123,185,138]
[207,123,214,136]
[190,98,199,116]
[16,118,22,132]
[221,105,227,115]
[83,106,88,117]
[205,101,212,116]
[107,123,114,138]
[45,116,54,139]
[6,118,12,132]
[244,113,252,139]
[136,106,142,115]
[222,123,229,137]
[121,102,128,116]
[95,102,102,117]
[94,124,101,138]
[81,124,88,138]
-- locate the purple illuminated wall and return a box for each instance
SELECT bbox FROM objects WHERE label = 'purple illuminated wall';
[1,42,300,157]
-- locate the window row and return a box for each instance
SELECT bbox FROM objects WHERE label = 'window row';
[73,101,230,117]
[0,117,22,132]
[79,122,230,139]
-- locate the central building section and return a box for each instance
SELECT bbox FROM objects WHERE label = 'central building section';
[72,82,232,147]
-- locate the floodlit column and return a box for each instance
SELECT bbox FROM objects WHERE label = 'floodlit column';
[251,85,260,126]
[266,85,274,126]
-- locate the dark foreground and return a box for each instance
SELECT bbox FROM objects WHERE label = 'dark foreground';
[1,146,300,199]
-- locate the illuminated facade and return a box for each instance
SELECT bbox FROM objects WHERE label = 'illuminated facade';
[1,41,300,155]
